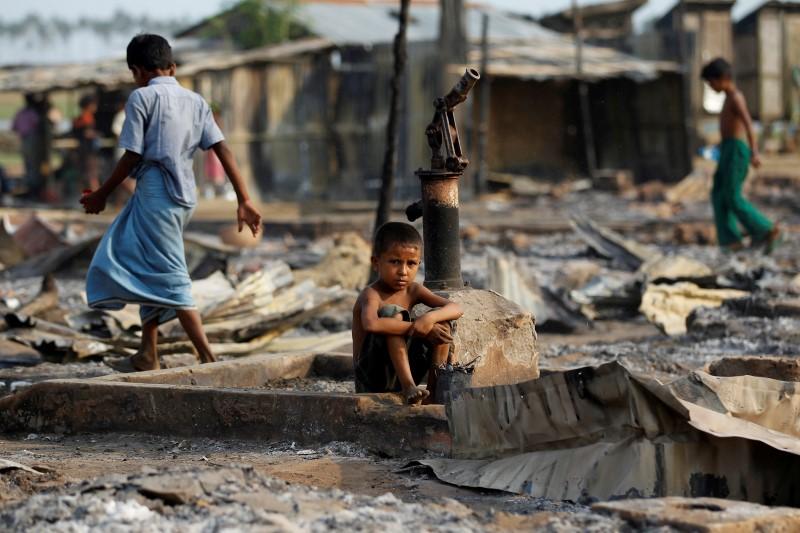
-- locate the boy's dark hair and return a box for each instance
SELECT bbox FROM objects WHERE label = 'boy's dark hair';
[373,222,422,255]
[127,34,174,71]
[701,57,732,81]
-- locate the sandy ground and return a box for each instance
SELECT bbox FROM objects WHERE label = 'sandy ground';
[0,432,622,531]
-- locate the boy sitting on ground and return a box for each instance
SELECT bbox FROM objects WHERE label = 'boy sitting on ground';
[352,222,463,405]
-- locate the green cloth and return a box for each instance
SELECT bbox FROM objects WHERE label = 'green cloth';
[711,138,773,246]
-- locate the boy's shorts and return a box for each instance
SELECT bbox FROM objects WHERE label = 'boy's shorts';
[354,304,448,393]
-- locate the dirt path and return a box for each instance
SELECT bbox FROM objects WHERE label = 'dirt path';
[0,432,622,531]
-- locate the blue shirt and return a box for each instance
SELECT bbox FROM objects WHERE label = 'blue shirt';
[118,76,224,207]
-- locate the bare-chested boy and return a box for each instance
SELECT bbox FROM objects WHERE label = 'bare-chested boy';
[701,57,780,252]
[352,222,463,405]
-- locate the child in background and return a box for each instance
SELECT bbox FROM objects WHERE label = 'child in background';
[701,57,780,253]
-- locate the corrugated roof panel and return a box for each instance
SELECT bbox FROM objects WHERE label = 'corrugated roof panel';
[467,37,679,81]
[499,0,637,19]
[633,0,679,29]
[733,0,800,21]
[296,4,563,45]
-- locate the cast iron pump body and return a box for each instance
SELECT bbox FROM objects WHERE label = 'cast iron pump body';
[407,68,480,291]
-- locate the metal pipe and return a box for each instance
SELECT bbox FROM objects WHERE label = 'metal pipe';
[419,171,462,290]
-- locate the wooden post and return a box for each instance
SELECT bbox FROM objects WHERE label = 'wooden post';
[677,1,696,173]
[373,0,411,236]
[438,0,467,95]
[474,13,491,196]
[573,0,597,177]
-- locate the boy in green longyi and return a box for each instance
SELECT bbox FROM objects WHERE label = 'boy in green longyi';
[701,57,780,253]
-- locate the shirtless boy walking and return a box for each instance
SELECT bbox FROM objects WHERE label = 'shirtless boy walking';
[352,222,463,405]
[701,57,780,252]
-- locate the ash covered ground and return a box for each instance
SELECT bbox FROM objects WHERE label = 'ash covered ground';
[2,171,800,530]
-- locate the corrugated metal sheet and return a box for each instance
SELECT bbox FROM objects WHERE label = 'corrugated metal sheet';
[295,4,559,45]
[633,0,679,27]
[733,0,800,21]
[0,60,131,93]
[0,38,333,92]
[0,2,676,92]
[178,38,334,75]
[468,38,679,81]
[520,0,640,19]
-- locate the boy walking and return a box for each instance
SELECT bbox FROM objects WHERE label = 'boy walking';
[352,222,463,405]
[701,57,780,252]
[81,34,262,371]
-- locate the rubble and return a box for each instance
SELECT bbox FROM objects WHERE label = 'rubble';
[0,466,492,531]
[594,498,800,531]
[706,356,800,381]
[570,270,641,320]
[638,254,714,284]
[0,459,46,476]
[640,282,749,336]
[663,171,712,205]
[0,217,25,267]
[486,249,584,332]
[295,231,372,291]
[0,260,349,367]
[0,174,799,528]
[10,215,66,258]
[571,214,659,271]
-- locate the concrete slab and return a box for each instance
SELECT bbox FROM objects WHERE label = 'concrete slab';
[95,352,321,387]
[594,497,800,532]
[0,308,536,457]
[0,352,448,457]
[0,379,448,457]
[94,352,354,387]
[707,356,800,382]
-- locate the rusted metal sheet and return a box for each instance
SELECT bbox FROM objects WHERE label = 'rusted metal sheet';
[416,361,800,504]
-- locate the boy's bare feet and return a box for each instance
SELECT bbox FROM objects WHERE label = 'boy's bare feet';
[403,385,430,405]
[129,348,159,372]
[189,345,217,364]
[177,309,217,364]
[762,225,781,255]
[199,351,217,364]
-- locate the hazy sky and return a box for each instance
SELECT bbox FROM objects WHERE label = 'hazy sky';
[4,0,766,28]
[3,0,224,21]
[0,0,673,23]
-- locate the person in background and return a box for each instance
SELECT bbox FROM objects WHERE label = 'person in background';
[110,96,135,203]
[35,94,56,203]
[72,94,100,191]
[701,58,780,253]
[12,93,42,199]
